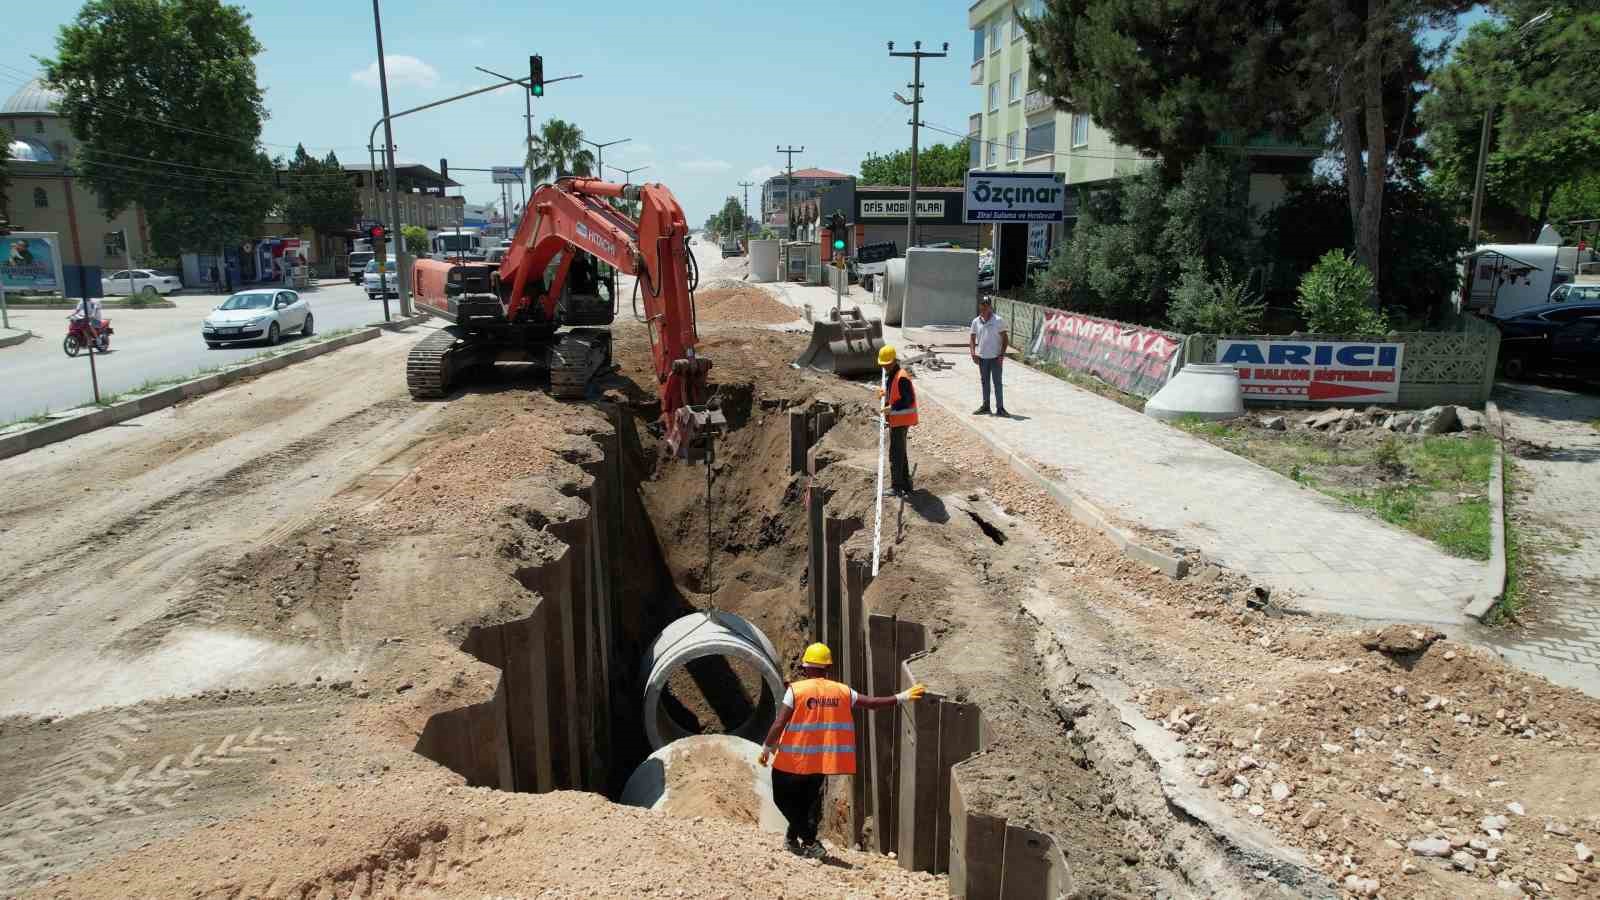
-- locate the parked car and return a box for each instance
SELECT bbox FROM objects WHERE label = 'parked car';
[103,269,182,297]
[1493,300,1600,379]
[347,251,374,283]
[1549,283,1600,304]
[485,247,508,266]
[363,256,399,299]
[721,238,743,258]
[202,289,313,348]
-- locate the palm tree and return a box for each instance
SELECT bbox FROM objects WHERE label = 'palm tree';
[526,119,595,184]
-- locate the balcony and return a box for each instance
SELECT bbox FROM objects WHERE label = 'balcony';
[969,114,982,135]
[1024,90,1052,116]
[971,60,984,85]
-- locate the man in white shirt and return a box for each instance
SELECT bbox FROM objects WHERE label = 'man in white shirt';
[70,294,103,345]
[969,299,1009,417]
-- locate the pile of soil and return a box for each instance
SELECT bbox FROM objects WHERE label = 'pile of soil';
[662,740,763,827]
[694,284,800,325]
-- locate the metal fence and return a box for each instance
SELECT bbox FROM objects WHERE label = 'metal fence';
[1181,313,1501,408]
[990,296,1053,355]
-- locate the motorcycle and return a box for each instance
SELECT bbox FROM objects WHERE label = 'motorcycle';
[63,316,113,357]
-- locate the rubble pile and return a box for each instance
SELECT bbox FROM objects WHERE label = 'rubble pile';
[1288,404,1488,436]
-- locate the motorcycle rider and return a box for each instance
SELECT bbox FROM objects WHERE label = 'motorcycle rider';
[69,294,104,347]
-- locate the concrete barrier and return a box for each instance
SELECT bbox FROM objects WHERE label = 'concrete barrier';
[0,328,381,463]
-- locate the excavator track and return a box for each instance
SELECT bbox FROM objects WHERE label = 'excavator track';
[406,325,465,399]
[549,329,612,400]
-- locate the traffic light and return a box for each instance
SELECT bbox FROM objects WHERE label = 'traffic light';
[369,225,385,242]
[529,55,544,97]
[829,212,847,252]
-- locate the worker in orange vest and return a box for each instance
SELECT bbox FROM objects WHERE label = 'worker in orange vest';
[758,642,926,858]
[878,345,918,496]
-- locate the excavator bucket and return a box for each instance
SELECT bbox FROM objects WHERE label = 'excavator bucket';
[792,306,885,377]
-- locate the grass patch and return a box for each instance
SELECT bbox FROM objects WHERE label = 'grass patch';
[1591,418,1600,433]
[1175,417,1497,560]
[0,410,53,430]
[1031,360,1144,411]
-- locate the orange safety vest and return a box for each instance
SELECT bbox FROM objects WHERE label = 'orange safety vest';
[886,369,918,428]
[773,678,857,776]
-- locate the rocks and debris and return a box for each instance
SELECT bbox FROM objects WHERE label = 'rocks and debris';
[1292,404,1485,436]
[1409,837,1453,858]
[1261,415,1287,431]
[1361,625,1445,656]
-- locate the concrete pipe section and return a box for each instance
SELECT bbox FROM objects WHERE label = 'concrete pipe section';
[618,734,788,834]
[641,610,784,751]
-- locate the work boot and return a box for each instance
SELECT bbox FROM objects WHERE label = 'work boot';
[805,841,828,860]
[994,407,1009,418]
[973,405,990,415]
[785,837,807,856]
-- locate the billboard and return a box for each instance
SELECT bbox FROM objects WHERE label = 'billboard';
[491,166,525,184]
[1217,339,1405,403]
[1030,310,1182,398]
[858,198,945,219]
[1,232,65,291]
[964,171,1066,222]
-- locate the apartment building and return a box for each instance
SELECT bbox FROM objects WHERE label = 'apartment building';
[761,168,852,231]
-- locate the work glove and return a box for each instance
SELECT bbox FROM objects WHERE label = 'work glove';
[896,683,927,703]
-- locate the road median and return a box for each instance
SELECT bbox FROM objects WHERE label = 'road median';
[0,327,383,462]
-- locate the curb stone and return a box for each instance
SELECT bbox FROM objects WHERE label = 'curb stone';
[0,328,382,463]
[919,387,1189,579]
[0,330,34,349]
[368,313,432,332]
[1464,402,1509,622]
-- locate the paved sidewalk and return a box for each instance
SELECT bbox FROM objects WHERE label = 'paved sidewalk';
[755,275,1484,624]
[0,326,32,349]
[1482,383,1600,694]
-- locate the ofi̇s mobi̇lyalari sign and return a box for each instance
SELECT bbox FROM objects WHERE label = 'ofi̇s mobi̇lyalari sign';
[963,171,1067,222]
[1217,339,1406,403]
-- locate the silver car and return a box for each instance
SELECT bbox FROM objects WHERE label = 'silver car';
[202,289,313,347]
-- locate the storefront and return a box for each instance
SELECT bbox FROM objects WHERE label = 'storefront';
[853,186,977,255]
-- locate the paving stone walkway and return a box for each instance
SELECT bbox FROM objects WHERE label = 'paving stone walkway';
[1482,383,1600,695]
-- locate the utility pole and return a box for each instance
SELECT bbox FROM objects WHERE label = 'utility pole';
[776,146,804,242]
[370,0,408,314]
[888,41,947,255]
[580,137,631,180]
[738,180,755,237]
[1468,11,1555,246]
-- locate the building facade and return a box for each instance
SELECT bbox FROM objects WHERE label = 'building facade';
[346,163,463,232]
[761,168,851,230]
[2,78,153,293]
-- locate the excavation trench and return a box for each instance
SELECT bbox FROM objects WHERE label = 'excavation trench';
[412,394,798,810]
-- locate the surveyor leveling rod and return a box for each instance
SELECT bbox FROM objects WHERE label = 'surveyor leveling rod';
[872,367,888,576]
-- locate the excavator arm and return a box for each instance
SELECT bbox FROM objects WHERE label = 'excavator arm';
[497,178,719,457]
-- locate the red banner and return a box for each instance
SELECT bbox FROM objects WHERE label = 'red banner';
[1029,311,1181,398]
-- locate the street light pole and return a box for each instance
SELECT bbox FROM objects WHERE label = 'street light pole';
[580,137,631,180]
[889,41,948,255]
[1468,10,1554,246]
[370,0,408,314]
[474,65,536,184]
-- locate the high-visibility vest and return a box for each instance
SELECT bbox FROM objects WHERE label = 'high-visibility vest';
[773,678,857,776]
[886,369,918,428]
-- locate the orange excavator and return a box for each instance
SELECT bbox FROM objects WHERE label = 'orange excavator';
[409,178,721,457]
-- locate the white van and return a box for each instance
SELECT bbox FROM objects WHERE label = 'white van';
[1461,244,1573,318]
[363,256,399,299]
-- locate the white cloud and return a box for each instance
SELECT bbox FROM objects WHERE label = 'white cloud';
[351,55,440,89]
[745,165,780,182]
[680,159,732,173]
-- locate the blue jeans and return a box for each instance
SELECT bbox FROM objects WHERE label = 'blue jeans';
[978,356,1004,411]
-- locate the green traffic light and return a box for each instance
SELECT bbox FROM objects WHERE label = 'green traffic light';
[532,85,543,96]
[833,240,844,251]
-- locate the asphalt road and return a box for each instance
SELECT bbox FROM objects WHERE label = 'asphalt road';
[0,280,396,421]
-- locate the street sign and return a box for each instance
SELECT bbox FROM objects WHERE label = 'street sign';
[491,166,525,184]
[963,170,1067,222]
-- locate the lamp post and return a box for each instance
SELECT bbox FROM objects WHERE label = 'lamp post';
[888,41,948,254]
[580,137,631,180]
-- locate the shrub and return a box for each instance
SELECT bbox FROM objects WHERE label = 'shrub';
[1166,258,1266,334]
[1296,251,1389,334]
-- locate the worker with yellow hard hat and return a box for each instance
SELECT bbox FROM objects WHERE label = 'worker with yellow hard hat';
[877,344,918,497]
[758,641,925,858]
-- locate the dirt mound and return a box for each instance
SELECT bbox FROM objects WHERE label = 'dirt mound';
[29,775,944,899]
[662,740,763,826]
[695,284,800,325]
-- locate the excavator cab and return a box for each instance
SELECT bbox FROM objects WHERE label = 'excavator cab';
[559,252,617,327]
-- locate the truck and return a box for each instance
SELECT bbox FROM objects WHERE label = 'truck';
[431,227,487,260]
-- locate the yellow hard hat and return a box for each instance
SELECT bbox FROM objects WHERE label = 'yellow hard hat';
[877,345,897,366]
[802,642,833,666]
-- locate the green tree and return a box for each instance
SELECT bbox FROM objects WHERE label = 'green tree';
[281,144,358,236]
[1419,2,1600,239]
[1024,0,1468,297]
[45,0,275,254]
[713,195,745,237]
[858,142,968,186]
[1166,260,1266,334]
[526,119,595,184]
[401,224,427,257]
[1297,251,1388,334]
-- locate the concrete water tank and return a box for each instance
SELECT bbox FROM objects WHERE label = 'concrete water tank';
[903,248,978,328]
[1143,364,1245,422]
[618,735,788,834]
[748,240,779,283]
[880,258,907,326]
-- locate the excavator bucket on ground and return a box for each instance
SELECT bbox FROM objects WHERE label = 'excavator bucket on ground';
[792,306,885,377]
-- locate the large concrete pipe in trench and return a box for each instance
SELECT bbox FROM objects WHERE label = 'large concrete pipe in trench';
[641,610,784,751]
[618,734,788,834]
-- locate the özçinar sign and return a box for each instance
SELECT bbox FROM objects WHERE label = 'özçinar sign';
[1217,339,1405,403]
[964,171,1067,222]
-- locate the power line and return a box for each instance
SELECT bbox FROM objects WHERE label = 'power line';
[919,120,1154,162]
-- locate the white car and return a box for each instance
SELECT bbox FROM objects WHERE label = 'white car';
[363,256,400,299]
[202,289,313,347]
[104,269,182,296]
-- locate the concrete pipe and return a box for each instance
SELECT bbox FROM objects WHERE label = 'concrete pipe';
[641,610,783,751]
[881,258,906,326]
[618,734,788,834]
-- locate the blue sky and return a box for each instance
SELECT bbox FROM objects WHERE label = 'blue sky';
[6,2,1496,226]
[6,0,982,226]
